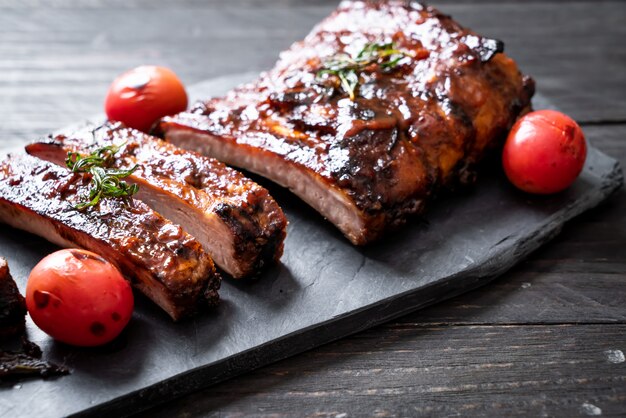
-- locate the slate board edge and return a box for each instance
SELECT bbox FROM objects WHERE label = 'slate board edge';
[72,155,623,418]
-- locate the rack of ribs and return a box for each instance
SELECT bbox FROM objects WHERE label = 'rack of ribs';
[0,155,220,321]
[159,0,534,245]
[27,122,287,279]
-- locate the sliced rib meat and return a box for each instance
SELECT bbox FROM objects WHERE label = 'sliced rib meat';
[0,155,220,321]
[159,0,534,245]
[27,122,287,279]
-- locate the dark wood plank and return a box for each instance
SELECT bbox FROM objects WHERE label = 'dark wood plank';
[138,324,626,418]
[0,0,619,8]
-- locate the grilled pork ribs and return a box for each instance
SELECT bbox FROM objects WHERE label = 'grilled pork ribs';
[160,0,534,244]
[27,122,287,279]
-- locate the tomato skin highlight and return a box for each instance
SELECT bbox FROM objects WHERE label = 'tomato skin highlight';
[502,109,587,194]
[25,249,133,347]
[104,65,188,133]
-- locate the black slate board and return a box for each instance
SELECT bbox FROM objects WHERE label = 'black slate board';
[0,73,622,418]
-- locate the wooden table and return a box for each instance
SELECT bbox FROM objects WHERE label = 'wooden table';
[1,1,624,416]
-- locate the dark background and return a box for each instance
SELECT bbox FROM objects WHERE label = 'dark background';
[1,0,625,416]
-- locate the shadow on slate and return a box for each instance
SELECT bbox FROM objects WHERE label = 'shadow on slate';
[0,73,622,418]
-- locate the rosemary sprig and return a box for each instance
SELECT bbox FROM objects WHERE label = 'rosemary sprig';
[316,41,411,100]
[65,143,122,173]
[65,143,139,210]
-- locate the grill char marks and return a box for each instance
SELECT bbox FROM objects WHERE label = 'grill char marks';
[0,258,26,339]
[160,0,534,245]
[26,122,287,279]
[0,155,220,321]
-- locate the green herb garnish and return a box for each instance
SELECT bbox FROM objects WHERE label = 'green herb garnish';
[65,144,139,210]
[65,143,122,172]
[316,41,411,100]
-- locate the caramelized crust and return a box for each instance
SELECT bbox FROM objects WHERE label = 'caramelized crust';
[27,122,287,278]
[0,155,220,321]
[160,0,534,244]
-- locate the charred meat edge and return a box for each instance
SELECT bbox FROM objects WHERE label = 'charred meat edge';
[1,337,70,380]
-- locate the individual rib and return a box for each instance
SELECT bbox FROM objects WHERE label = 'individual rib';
[0,155,220,321]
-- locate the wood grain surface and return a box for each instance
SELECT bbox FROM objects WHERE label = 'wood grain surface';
[1,1,625,417]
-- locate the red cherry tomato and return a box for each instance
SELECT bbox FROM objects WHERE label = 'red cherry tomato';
[25,249,133,347]
[503,109,587,194]
[104,65,188,133]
